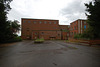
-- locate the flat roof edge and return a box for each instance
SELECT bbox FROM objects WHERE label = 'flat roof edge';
[70,19,87,24]
[21,18,59,21]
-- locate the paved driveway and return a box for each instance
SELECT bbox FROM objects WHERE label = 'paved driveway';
[0,40,100,67]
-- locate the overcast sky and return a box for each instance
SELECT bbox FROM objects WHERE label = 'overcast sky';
[7,0,92,25]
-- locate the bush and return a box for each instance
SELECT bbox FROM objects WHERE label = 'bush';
[6,36,22,43]
[74,33,91,40]
[74,34,81,39]
[13,36,22,42]
[80,33,90,40]
[34,38,44,43]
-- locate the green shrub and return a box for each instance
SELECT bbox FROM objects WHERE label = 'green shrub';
[13,36,22,42]
[6,36,22,43]
[34,38,44,43]
[74,33,91,40]
[74,34,81,39]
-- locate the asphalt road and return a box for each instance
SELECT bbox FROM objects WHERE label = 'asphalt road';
[0,40,100,67]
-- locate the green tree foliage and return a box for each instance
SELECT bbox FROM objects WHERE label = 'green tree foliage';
[85,0,100,39]
[74,34,81,39]
[0,0,13,43]
[74,33,90,40]
[0,0,21,43]
[9,20,20,34]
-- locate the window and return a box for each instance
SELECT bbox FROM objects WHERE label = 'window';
[44,21,46,24]
[23,21,26,23]
[49,22,51,24]
[28,21,31,23]
[39,21,42,24]
[54,22,56,24]
[34,21,36,24]
[84,21,86,24]
[84,25,86,29]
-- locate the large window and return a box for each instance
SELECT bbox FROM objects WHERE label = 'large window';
[49,22,51,24]
[44,21,46,24]
[39,21,42,24]
[84,25,86,29]
[28,21,31,23]
[54,22,56,24]
[34,21,36,24]
[84,21,86,24]
[23,20,26,23]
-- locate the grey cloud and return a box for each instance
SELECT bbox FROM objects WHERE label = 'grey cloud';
[60,20,70,25]
[7,8,31,23]
[61,0,85,15]
[33,0,41,2]
[60,0,87,23]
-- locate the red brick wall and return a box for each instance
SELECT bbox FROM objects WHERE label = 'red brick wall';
[70,20,78,38]
[69,38,100,45]
[21,18,61,40]
[61,32,69,40]
[59,25,70,40]
[70,19,88,38]
[21,18,88,40]
[32,31,61,40]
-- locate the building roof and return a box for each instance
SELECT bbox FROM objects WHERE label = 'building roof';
[21,18,59,21]
[70,19,87,24]
[59,25,70,30]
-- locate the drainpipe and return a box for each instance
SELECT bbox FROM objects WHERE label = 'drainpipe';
[61,29,63,40]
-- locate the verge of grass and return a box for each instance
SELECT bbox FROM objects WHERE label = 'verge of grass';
[66,40,80,43]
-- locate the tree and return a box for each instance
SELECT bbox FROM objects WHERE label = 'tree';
[0,0,12,43]
[10,20,20,34]
[85,0,100,39]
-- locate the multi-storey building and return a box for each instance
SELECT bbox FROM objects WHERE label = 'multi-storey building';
[21,18,69,40]
[70,19,88,38]
[21,18,88,40]
[59,25,70,40]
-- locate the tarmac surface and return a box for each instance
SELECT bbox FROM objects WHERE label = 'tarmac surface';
[0,40,100,67]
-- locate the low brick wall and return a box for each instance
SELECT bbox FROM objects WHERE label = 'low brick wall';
[89,40,100,45]
[68,38,100,45]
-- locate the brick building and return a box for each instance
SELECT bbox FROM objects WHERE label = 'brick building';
[70,19,88,38]
[59,25,70,40]
[21,18,69,40]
